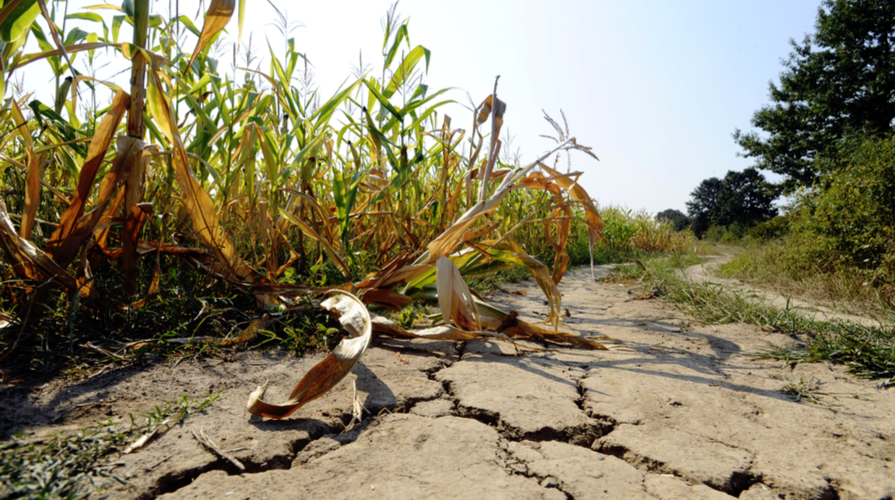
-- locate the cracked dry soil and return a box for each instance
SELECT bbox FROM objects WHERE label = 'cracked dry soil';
[2,265,894,500]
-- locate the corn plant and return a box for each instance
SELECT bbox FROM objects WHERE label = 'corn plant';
[0,0,613,407]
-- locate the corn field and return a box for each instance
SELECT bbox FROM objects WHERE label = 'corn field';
[0,0,656,406]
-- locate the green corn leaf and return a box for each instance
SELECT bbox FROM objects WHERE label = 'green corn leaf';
[312,78,361,130]
[177,15,201,37]
[0,0,40,42]
[383,22,408,68]
[363,78,403,121]
[65,12,104,23]
[111,15,124,43]
[384,45,430,98]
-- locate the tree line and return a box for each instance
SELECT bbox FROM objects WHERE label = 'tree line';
[663,0,894,245]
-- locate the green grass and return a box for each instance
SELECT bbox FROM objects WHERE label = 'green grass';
[718,240,895,321]
[0,392,219,499]
[615,253,895,388]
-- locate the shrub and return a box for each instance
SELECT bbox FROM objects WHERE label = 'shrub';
[703,224,746,243]
[786,134,895,285]
[748,216,790,241]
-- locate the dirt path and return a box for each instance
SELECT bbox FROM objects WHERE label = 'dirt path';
[683,250,885,327]
[2,266,894,500]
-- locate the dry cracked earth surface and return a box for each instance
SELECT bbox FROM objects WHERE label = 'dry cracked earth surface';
[2,264,894,499]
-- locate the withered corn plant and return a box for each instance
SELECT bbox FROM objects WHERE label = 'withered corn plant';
[0,0,610,412]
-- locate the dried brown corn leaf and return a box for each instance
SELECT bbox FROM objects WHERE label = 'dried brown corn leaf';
[147,68,256,282]
[186,0,234,73]
[436,255,480,331]
[539,163,604,279]
[0,198,79,291]
[49,130,139,268]
[247,290,372,419]
[360,288,413,311]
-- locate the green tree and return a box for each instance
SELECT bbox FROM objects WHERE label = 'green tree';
[656,209,691,231]
[687,177,723,237]
[733,0,895,191]
[687,168,778,237]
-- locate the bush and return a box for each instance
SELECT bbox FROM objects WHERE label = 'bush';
[703,223,747,243]
[748,216,790,241]
[724,134,895,310]
[786,134,895,285]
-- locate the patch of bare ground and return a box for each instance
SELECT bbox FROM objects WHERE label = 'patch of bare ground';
[1,265,893,499]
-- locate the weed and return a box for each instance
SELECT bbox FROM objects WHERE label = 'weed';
[0,392,219,499]
[781,375,840,406]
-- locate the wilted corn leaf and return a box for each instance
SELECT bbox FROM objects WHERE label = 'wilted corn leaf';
[475,300,609,350]
[487,240,563,332]
[49,135,142,269]
[8,100,39,241]
[219,314,278,347]
[426,137,580,264]
[370,314,491,341]
[476,93,506,127]
[136,241,207,256]
[546,208,572,284]
[278,207,351,280]
[20,150,42,242]
[539,163,604,279]
[147,68,256,282]
[10,41,118,70]
[0,198,79,291]
[47,90,130,261]
[185,0,234,73]
[247,290,372,419]
[436,255,480,331]
[426,200,495,261]
[513,171,572,283]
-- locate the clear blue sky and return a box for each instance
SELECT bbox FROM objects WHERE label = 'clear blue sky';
[22,0,823,215]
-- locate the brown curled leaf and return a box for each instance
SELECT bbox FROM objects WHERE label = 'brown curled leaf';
[0,198,80,291]
[247,290,372,419]
[539,163,605,280]
[436,254,480,331]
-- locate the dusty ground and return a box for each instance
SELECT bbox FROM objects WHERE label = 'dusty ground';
[1,264,894,499]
